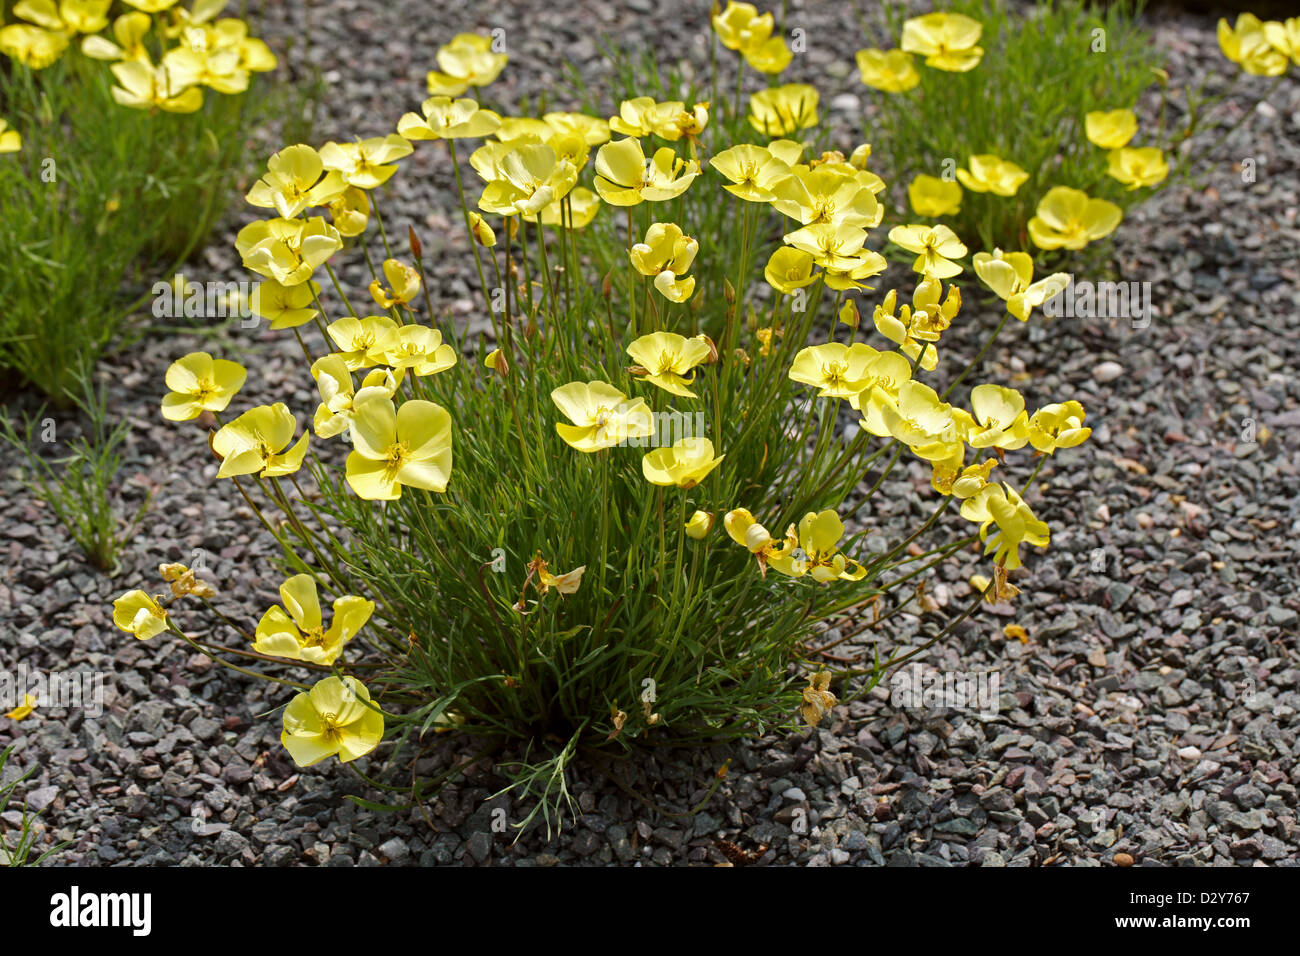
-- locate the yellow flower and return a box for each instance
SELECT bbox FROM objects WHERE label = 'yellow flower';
[109,59,203,112]
[955,154,1029,196]
[212,403,310,478]
[627,330,712,397]
[629,224,699,303]
[855,48,920,92]
[529,186,602,229]
[122,0,179,11]
[1263,19,1300,67]
[1084,109,1138,150]
[789,342,878,400]
[642,437,724,489]
[1027,186,1122,250]
[723,508,801,578]
[608,97,705,141]
[848,348,913,437]
[961,483,1050,570]
[327,186,370,237]
[4,693,37,722]
[326,315,400,370]
[1028,400,1091,454]
[712,1,774,52]
[426,32,508,96]
[478,143,577,216]
[81,12,152,62]
[346,394,453,499]
[310,355,400,438]
[880,380,963,461]
[795,510,867,582]
[253,574,374,665]
[685,510,714,539]
[784,222,870,271]
[112,590,168,640]
[0,118,21,153]
[383,325,457,377]
[245,144,346,219]
[711,144,792,202]
[397,96,502,140]
[319,134,413,189]
[1107,146,1169,190]
[763,247,817,295]
[0,24,69,69]
[908,173,962,217]
[250,278,322,330]
[1218,14,1289,76]
[770,164,882,229]
[593,138,699,205]
[542,111,612,146]
[744,35,792,75]
[900,12,984,72]
[369,258,422,309]
[871,279,959,369]
[748,84,819,137]
[551,381,653,451]
[972,248,1070,321]
[968,384,1030,450]
[801,671,836,726]
[158,562,216,600]
[484,348,508,373]
[236,216,342,287]
[530,554,586,596]
[281,676,384,767]
[888,224,967,278]
[161,351,246,421]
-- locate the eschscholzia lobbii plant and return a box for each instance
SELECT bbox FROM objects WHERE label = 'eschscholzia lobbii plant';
[855,1,1296,263]
[123,14,1101,832]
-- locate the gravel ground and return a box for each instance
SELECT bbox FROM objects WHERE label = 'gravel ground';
[2,0,1297,867]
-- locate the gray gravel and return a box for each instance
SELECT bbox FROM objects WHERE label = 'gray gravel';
[1,0,1297,866]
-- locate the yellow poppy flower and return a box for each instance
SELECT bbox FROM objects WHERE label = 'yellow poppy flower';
[281,676,384,767]
[711,144,792,202]
[249,279,322,330]
[855,48,920,92]
[0,24,69,69]
[629,223,699,303]
[112,590,168,640]
[744,35,792,74]
[236,216,342,287]
[642,437,724,489]
[847,348,913,437]
[345,395,453,500]
[397,96,502,140]
[478,143,577,216]
[326,315,400,370]
[888,224,967,278]
[908,173,962,217]
[784,222,870,271]
[109,59,203,112]
[770,164,882,229]
[252,574,374,666]
[955,154,1029,196]
[627,331,713,399]
[1027,186,1121,250]
[1084,109,1138,150]
[593,138,699,205]
[551,381,653,451]
[961,483,1050,570]
[311,355,400,439]
[748,84,819,137]
[712,1,774,52]
[968,384,1030,450]
[81,12,151,62]
[1028,401,1091,454]
[426,32,508,96]
[0,118,21,153]
[795,510,867,582]
[245,144,346,219]
[327,186,370,237]
[369,258,422,309]
[318,134,413,189]
[212,403,310,478]
[383,325,457,377]
[723,508,802,578]
[764,247,818,295]
[900,12,984,72]
[1106,146,1169,190]
[161,351,246,421]
[972,248,1070,321]
[1217,14,1289,76]
[789,342,878,399]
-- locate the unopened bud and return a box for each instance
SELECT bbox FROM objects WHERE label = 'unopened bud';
[408,225,423,260]
[723,277,736,304]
